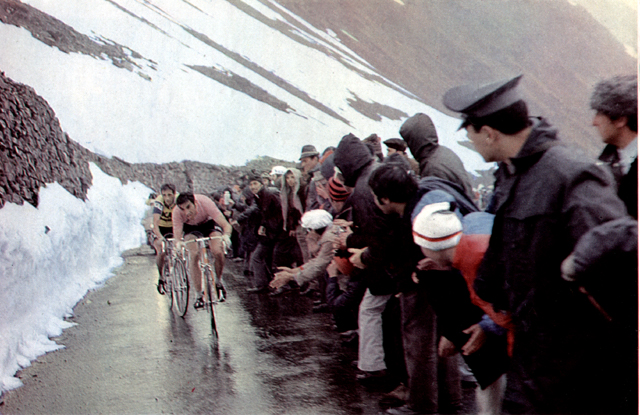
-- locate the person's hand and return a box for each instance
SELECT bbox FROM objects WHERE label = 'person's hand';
[258,226,266,236]
[438,336,457,357]
[222,234,232,251]
[327,260,338,278]
[271,267,296,289]
[348,247,367,269]
[289,230,296,237]
[176,240,187,252]
[335,226,353,250]
[561,252,576,281]
[333,219,353,229]
[416,257,448,271]
[461,324,487,356]
[411,271,419,284]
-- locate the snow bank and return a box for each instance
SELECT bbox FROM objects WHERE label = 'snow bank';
[0,164,150,394]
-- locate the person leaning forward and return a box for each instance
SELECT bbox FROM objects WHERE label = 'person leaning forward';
[443,75,636,415]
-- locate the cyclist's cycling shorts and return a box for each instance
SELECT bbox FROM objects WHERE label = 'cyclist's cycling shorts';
[159,226,173,237]
[183,219,223,237]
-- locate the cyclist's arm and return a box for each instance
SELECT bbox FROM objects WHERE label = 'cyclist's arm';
[200,196,233,237]
[172,205,185,240]
[152,200,164,239]
[152,213,163,239]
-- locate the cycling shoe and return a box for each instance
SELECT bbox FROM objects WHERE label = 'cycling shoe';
[157,279,166,295]
[217,284,227,303]
[193,295,205,310]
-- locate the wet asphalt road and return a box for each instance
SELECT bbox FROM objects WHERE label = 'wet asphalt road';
[0,246,394,415]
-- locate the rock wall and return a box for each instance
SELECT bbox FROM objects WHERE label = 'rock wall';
[0,72,293,209]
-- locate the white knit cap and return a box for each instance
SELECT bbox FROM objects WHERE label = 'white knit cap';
[412,202,463,251]
[301,209,333,230]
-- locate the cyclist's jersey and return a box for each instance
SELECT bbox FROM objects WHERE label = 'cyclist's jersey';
[172,194,225,238]
[153,194,178,228]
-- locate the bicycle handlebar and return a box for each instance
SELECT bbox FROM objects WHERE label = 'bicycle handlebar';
[183,235,228,252]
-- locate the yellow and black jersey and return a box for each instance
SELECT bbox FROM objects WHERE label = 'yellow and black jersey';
[152,194,177,228]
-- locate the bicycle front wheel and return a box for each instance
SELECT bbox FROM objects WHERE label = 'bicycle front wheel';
[172,259,189,317]
[203,267,218,338]
[162,260,173,307]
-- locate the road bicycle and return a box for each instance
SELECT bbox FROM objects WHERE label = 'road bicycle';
[161,237,190,317]
[185,235,226,338]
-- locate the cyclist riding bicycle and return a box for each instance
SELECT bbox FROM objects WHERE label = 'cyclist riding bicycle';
[173,192,233,309]
[153,183,178,295]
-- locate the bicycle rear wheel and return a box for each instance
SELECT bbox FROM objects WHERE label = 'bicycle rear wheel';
[203,267,218,338]
[173,259,189,317]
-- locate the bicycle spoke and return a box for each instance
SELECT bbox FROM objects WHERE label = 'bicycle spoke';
[204,267,218,338]
[173,259,189,317]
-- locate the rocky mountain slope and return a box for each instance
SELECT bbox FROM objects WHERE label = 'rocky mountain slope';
[0,0,635,208]
[274,0,636,155]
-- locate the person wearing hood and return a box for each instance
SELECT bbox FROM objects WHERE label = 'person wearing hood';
[443,75,635,414]
[333,133,400,388]
[400,113,474,199]
[270,167,306,295]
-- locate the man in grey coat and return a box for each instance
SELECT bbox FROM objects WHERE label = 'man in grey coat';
[400,113,474,199]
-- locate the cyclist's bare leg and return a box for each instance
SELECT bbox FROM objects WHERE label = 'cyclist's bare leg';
[208,231,225,284]
[154,238,166,275]
[184,234,202,294]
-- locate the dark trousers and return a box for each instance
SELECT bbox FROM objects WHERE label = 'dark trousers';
[249,241,274,289]
[401,290,461,413]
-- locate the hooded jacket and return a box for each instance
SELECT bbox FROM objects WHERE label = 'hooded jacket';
[474,117,631,414]
[400,113,474,199]
[280,168,306,231]
[333,133,394,295]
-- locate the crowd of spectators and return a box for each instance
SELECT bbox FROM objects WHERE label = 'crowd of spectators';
[154,74,638,415]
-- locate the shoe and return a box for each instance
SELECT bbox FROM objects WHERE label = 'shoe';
[194,295,205,310]
[300,287,317,297]
[385,404,423,415]
[157,279,166,295]
[379,383,410,409]
[356,369,391,388]
[312,303,331,313]
[269,286,290,297]
[246,286,267,293]
[216,283,226,303]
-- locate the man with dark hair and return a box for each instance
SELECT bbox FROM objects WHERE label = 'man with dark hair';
[590,74,637,218]
[234,175,285,293]
[153,183,178,294]
[333,134,399,388]
[299,144,324,213]
[443,75,635,414]
[367,162,479,415]
[173,192,233,308]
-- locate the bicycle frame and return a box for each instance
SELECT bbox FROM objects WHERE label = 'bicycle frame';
[186,235,224,337]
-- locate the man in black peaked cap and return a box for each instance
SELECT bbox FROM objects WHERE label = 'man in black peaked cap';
[443,75,636,414]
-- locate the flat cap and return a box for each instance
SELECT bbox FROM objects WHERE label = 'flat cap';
[300,144,319,160]
[443,75,523,118]
[383,138,407,152]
